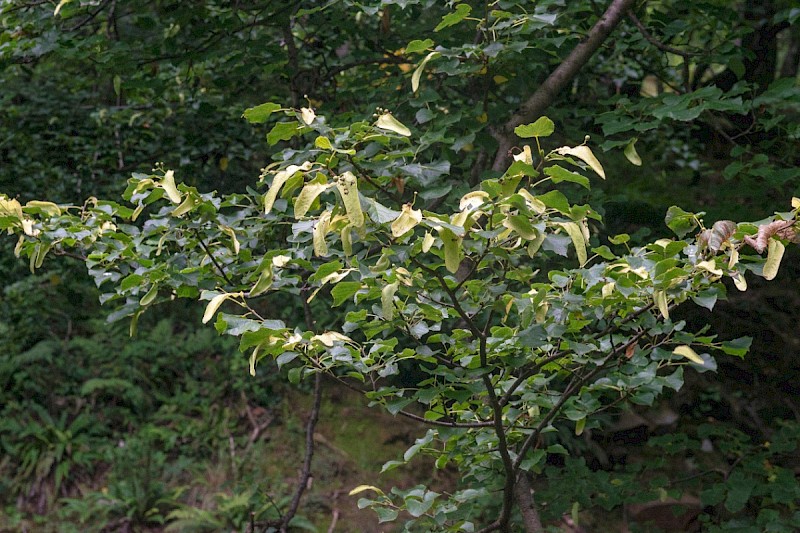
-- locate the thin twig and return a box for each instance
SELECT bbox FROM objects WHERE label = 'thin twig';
[192,228,234,285]
[627,10,693,92]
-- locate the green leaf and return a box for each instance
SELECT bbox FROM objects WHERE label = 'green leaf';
[438,227,462,273]
[544,165,590,189]
[406,38,434,54]
[514,117,555,138]
[288,366,303,384]
[559,222,587,266]
[720,336,752,358]
[139,285,158,306]
[536,190,571,215]
[665,206,698,238]
[243,102,282,124]
[331,281,362,306]
[435,4,471,32]
[624,138,642,166]
[250,266,273,297]
[405,496,435,518]
[267,121,303,145]
[375,112,411,136]
[503,215,537,240]
[375,507,399,523]
[315,136,332,150]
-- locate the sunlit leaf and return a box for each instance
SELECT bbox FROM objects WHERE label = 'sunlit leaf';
[763,238,785,280]
[654,290,669,319]
[161,170,182,204]
[434,4,471,32]
[264,162,311,215]
[341,224,353,256]
[412,52,439,93]
[24,200,61,217]
[559,222,587,265]
[336,171,365,228]
[203,293,231,324]
[514,117,554,138]
[554,145,605,179]
[624,138,642,166]
[459,191,490,211]
[313,210,332,257]
[422,231,435,253]
[406,38,434,54]
[382,282,399,320]
[349,485,384,497]
[696,259,723,277]
[295,181,332,218]
[376,112,412,136]
[243,102,282,123]
[315,136,332,150]
[392,203,423,237]
[300,107,316,125]
[172,194,199,217]
[513,145,533,165]
[673,345,704,364]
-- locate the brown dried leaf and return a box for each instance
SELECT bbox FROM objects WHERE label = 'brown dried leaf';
[743,220,795,253]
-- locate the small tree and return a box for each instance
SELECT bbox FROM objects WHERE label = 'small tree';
[2,106,797,531]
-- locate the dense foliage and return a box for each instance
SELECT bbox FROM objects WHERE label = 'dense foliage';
[1,0,799,531]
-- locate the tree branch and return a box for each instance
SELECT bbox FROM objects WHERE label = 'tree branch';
[280,371,322,533]
[492,0,637,171]
[627,10,693,92]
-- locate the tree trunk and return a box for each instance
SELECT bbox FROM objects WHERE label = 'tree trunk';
[491,0,637,171]
[514,473,545,533]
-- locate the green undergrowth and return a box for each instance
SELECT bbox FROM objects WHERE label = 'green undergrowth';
[0,283,451,532]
